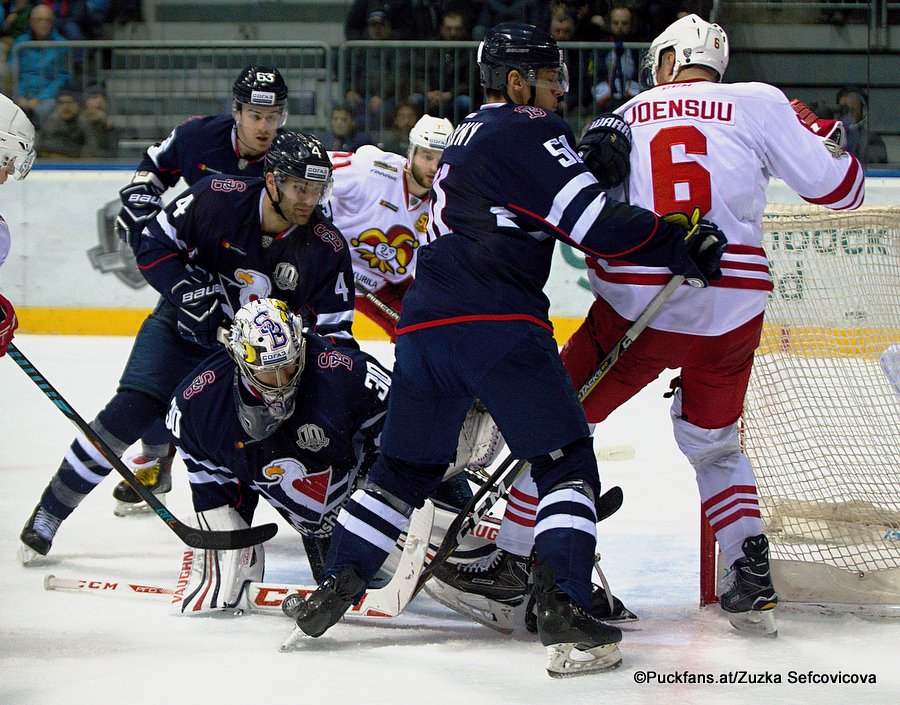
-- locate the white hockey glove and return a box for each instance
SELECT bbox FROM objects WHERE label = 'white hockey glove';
[115,171,165,250]
[171,268,227,348]
[445,401,506,480]
[663,207,728,288]
[576,113,632,189]
[173,506,265,615]
[790,99,846,147]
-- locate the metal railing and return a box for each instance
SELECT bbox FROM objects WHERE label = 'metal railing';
[10,37,900,165]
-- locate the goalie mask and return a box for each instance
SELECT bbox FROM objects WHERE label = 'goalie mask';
[0,93,36,181]
[226,298,306,440]
[265,131,334,209]
[639,14,728,89]
[232,65,288,127]
[477,22,569,99]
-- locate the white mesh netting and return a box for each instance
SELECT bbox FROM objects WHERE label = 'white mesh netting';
[741,205,900,602]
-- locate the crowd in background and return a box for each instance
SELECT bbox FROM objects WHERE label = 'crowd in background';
[0,0,891,163]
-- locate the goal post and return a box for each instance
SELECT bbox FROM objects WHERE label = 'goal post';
[700,204,900,615]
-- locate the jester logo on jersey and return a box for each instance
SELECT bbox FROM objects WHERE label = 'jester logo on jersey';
[351,225,418,275]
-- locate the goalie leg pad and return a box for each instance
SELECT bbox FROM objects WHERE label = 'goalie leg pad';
[445,401,506,480]
[172,505,265,615]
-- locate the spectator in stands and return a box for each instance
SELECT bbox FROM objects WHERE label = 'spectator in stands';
[78,83,118,157]
[35,0,90,41]
[345,11,411,132]
[424,10,474,121]
[472,0,549,40]
[0,0,30,93]
[836,86,887,164]
[319,103,376,152]
[550,11,592,119]
[379,99,421,155]
[345,0,445,40]
[10,4,70,127]
[591,4,643,112]
[35,84,81,157]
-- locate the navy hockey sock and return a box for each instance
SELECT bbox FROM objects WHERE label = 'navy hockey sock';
[533,481,598,610]
[324,488,411,583]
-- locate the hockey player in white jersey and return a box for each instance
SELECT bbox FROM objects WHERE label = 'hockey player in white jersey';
[325,115,453,340]
[0,93,36,357]
[434,14,864,639]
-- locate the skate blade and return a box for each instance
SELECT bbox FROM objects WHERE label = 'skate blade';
[113,492,168,517]
[17,543,43,566]
[279,626,307,652]
[546,642,623,678]
[424,580,518,634]
[728,608,778,638]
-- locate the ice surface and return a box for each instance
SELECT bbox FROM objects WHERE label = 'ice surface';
[2,335,898,704]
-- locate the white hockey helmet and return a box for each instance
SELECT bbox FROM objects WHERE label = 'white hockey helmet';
[408,115,453,154]
[226,298,307,437]
[639,14,729,89]
[0,93,36,180]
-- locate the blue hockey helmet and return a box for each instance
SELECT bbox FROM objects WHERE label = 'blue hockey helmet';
[477,23,568,93]
[232,66,288,107]
[264,131,334,204]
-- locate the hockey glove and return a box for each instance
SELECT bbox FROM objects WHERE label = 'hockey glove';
[790,99,846,147]
[0,292,18,357]
[577,113,632,189]
[115,171,165,250]
[171,269,227,347]
[663,207,728,288]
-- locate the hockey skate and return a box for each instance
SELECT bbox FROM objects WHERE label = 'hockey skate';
[525,581,638,632]
[283,567,366,639]
[719,534,779,638]
[532,564,623,678]
[112,453,174,517]
[18,505,62,565]
[425,548,530,634]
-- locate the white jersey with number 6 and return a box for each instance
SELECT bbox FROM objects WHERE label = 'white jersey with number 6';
[587,79,864,336]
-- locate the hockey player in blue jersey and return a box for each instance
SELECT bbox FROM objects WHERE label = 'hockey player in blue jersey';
[19,132,355,563]
[168,299,392,608]
[285,22,728,677]
[110,65,290,515]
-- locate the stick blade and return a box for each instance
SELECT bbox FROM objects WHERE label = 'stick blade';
[176,522,279,550]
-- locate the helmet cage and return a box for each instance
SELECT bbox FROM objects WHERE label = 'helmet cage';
[227,299,307,410]
[639,14,728,89]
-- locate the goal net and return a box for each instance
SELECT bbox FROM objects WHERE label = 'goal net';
[700,204,900,614]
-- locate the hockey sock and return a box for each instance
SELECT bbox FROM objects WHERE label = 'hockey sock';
[140,415,175,458]
[39,418,131,521]
[497,470,538,557]
[325,488,412,583]
[533,481,598,610]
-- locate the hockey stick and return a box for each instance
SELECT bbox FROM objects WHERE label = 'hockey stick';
[417,276,684,583]
[7,343,278,551]
[42,500,436,625]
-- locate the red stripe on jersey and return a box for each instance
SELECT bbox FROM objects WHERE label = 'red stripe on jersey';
[709,506,762,533]
[506,498,536,519]
[709,276,774,291]
[396,313,554,335]
[509,486,539,505]
[702,484,758,512]
[802,155,860,206]
[720,260,769,273]
[137,251,181,270]
[506,203,662,260]
[725,244,767,257]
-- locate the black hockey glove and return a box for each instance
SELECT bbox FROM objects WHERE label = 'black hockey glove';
[171,269,227,347]
[662,207,728,288]
[115,171,164,250]
[577,113,632,189]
